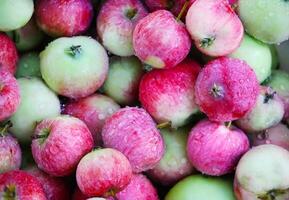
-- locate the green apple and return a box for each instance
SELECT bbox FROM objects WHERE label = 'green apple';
[15,52,41,78]
[229,34,272,83]
[270,45,279,70]
[103,56,144,105]
[147,127,194,186]
[9,78,61,143]
[40,36,109,99]
[0,0,34,31]
[165,175,236,200]
[7,18,44,52]
[238,0,289,44]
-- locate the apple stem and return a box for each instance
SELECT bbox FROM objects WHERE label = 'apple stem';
[157,121,172,129]
[0,121,12,137]
[210,83,224,98]
[231,3,238,11]
[264,91,276,104]
[176,0,190,21]
[200,36,216,48]
[65,45,82,58]
[226,121,232,129]
[3,184,16,199]
[125,8,138,20]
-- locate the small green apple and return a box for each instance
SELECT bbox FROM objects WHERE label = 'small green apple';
[9,78,61,143]
[40,36,109,99]
[16,52,41,78]
[0,0,34,31]
[165,175,236,200]
[238,0,289,44]
[103,56,144,105]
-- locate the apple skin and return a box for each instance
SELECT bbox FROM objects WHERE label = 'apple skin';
[40,36,109,99]
[63,94,120,145]
[187,119,249,176]
[26,166,71,200]
[36,0,93,37]
[195,57,259,122]
[31,115,94,177]
[265,70,289,118]
[76,148,132,197]
[229,34,272,83]
[116,174,159,200]
[165,175,236,200]
[143,0,194,18]
[102,107,165,173]
[0,0,34,31]
[139,59,201,128]
[147,127,195,186]
[236,86,284,133]
[186,0,243,57]
[235,144,289,200]
[0,134,21,173]
[133,10,191,69]
[15,52,41,78]
[7,17,44,52]
[238,0,289,44]
[0,170,46,200]
[9,78,61,144]
[0,69,21,121]
[97,0,148,56]
[0,33,18,74]
[103,56,144,105]
[252,124,289,151]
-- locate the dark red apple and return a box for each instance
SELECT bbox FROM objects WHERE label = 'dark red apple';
[0,33,18,74]
[35,0,93,37]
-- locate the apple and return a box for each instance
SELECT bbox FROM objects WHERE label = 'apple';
[270,45,279,70]
[103,56,144,105]
[0,69,21,121]
[15,52,41,78]
[0,0,34,31]
[139,59,201,128]
[40,36,109,99]
[186,0,243,56]
[187,119,249,176]
[229,34,272,83]
[252,124,289,151]
[9,78,61,143]
[195,57,259,122]
[238,0,289,44]
[7,17,44,52]
[236,86,284,133]
[76,148,132,197]
[133,10,191,69]
[265,70,289,118]
[0,170,46,200]
[0,33,18,74]
[165,175,236,200]
[97,0,148,56]
[147,127,195,185]
[31,115,94,176]
[0,122,21,173]
[63,94,120,145]
[143,0,194,18]
[116,174,159,200]
[36,0,93,37]
[102,107,165,173]
[235,144,289,200]
[26,166,71,200]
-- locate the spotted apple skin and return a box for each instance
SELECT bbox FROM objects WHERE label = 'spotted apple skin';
[0,33,18,74]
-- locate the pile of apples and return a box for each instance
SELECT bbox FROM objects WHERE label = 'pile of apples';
[1,0,289,199]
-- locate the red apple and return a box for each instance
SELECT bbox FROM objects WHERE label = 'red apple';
[0,69,20,121]
[102,107,165,173]
[76,148,132,197]
[139,59,201,128]
[97,0,148,56]
[35,0,93,37]
[0,170,46,200]
[133,10,191,69]
[186,0,243,56]
[63,94,120,145]
[26,166,71,200]
[31,116,94,176]
[0,33,18,74]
